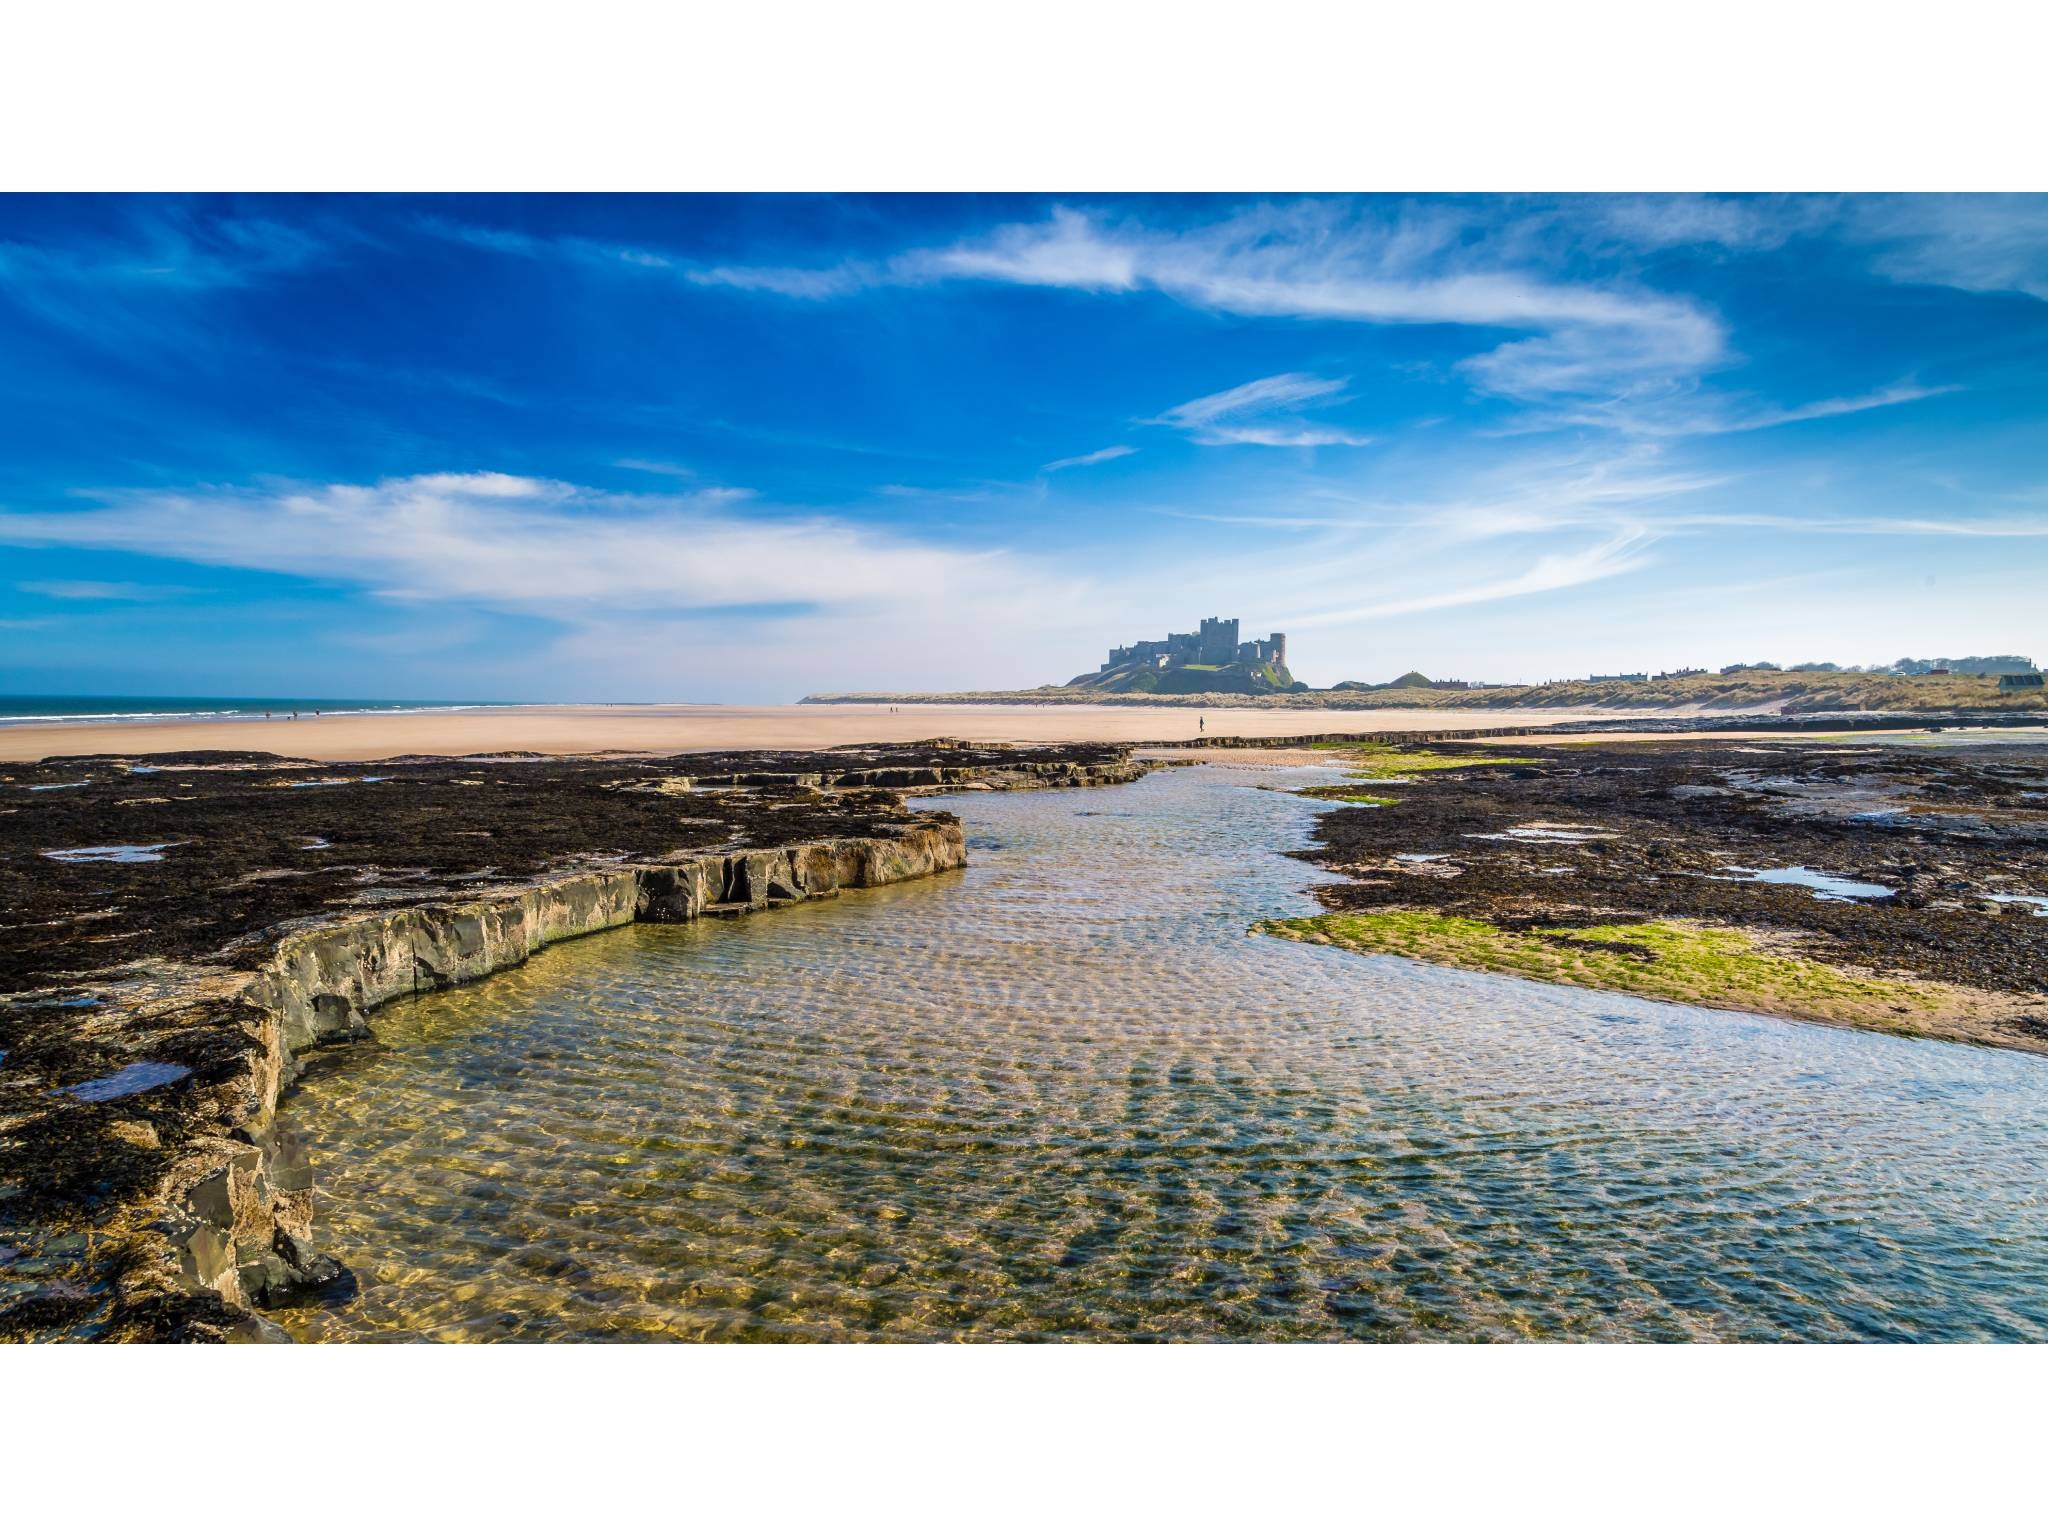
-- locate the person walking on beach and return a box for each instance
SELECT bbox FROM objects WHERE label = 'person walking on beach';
[1199,714,1205,734]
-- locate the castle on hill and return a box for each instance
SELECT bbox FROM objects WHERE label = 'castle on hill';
[1102,616,1286,674]
[1070,616,1301,694]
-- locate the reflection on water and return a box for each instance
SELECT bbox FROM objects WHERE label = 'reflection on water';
[277,767,2048,1342]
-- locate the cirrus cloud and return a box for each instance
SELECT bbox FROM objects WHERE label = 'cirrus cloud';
[0,472,1026,616]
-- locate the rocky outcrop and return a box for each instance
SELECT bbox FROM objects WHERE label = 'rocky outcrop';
[649,756,1147,794]
[55,819,968,1342]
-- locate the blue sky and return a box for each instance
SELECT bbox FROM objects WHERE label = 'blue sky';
[1,193,2044,700]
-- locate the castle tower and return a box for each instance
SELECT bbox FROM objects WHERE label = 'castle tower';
[1198,616,1240,665]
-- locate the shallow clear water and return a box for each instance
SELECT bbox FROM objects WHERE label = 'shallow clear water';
[276,766,2048,1342]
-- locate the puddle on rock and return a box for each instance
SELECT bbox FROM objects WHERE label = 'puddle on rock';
[54,1062,191,1103]
[1987,893,2048,917]
[1712,865,1894,902]
[1467,823,1614,844]
[41,843,181,864]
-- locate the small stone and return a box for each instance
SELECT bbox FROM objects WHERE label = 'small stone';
[270,1150,314,1198]
[186,1169,235,1229]
[226,1312,294,1344]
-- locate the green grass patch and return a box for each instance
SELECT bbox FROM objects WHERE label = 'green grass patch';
[1299,740,1534,773]
[1294,786,1398,806]
[1341,742,1536,776]
[1256,910,1952,1027]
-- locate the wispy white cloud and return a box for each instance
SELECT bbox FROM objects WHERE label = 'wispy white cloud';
[0,459,1677,692]
[0,212,340,345]
[613,458,697,478]
[1221,443,2048,548]
[929,205,1727,411]
[16,579,201,601]
[1152,372,1372,448]
[1041,444,1137,472]
[1283,528,1656,628]
[680,262,871,299]
[1189,423,1375,448]
[1577,194,1824,254]
[421,216,876,301]
[9,448,2035,697]
[0,216,331,297]
[424,202,1729,416]
[0,473,1018,616]
[1652,511,2048,539]
[1848,194,2048,302]
[1532,381,1959,439]
[1155,373,1349,427]
[414,197,2048,452]
[1565,194,2048,307]
[874,481,1021,502]
[1696,382,1955,434]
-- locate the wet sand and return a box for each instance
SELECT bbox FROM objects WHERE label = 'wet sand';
[0,701,1630,764]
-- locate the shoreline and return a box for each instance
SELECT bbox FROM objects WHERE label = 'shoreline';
[0,701,1628,763]
[9,699,2043,765]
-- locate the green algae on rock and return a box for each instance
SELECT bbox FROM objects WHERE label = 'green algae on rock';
[1255,911,2020,1040]
[1292,787,1399,806]
[1261,734,2048,1053]
[1308,741,1537,776]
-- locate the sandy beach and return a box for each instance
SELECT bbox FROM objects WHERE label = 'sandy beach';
[0,701,1633,764]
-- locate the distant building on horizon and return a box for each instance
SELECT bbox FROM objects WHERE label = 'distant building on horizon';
[1101,616,1287,675]
[1999,672,2044,691]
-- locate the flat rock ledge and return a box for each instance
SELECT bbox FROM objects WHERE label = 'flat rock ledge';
[2,743,1142,1341]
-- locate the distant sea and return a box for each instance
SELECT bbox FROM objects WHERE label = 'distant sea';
[0,695,508,727]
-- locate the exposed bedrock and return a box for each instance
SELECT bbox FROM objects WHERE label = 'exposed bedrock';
[1,742,1142,1341]
[8,819,967,1342]
[2,753,1015,1343]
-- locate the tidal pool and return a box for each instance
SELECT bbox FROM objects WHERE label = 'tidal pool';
[275,766,2048,1342]
[1715,864,1895,902]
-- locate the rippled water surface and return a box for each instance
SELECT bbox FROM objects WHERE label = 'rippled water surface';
[277,767,2048,1341]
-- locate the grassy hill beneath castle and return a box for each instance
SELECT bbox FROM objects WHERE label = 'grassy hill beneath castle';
[1064,656,1303,694]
